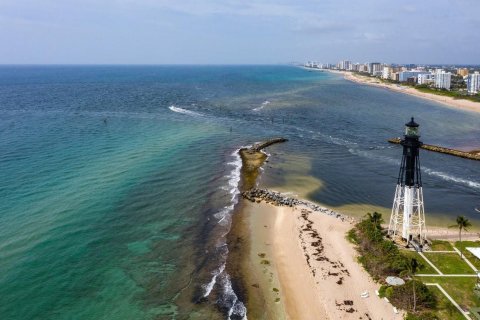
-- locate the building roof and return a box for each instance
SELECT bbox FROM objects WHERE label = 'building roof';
[467,247,480,260]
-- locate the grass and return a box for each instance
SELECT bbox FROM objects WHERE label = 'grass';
[423,253,475,274]
[400,250,437,274]
[415,86,480,103]
[430,240,454,251]
[416,276,480,312]
[427,286,465,320]
[455,241,480,270]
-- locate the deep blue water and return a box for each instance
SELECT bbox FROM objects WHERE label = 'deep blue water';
[0,65,479,319]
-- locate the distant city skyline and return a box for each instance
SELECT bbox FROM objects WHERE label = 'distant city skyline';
[1,0,479,64]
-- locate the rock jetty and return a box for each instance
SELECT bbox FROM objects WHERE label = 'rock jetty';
[388,138,480,161]
[242,188,349,221]
[239,138,288,190]
[249,138,288,152]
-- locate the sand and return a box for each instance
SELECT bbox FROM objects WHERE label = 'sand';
[339,71,480,114]
[245,200,404,319]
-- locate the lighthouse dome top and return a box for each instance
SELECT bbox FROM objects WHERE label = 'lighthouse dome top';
[406,117,419,128]
[405,117,420,137]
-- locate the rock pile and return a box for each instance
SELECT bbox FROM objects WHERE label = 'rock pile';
[242,188,349,221]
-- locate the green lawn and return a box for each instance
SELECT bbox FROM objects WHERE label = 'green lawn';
[455,241,480,270]
[400,250,437,274]
[423,253,475,274]
[430,240,454,251]
[416,276,480,312]
[428,285,465,320]
[415,86,480,103]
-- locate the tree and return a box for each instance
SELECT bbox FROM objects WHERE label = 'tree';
[366,212,384,239]
[367,211,384,227]
[449,215,472,258]
[400,258,419,312]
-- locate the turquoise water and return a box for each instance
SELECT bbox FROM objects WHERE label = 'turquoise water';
[0,66,479,319]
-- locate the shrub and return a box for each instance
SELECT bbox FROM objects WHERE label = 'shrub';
[385,286,394,299]
[378,285,387,298]
[349,213,409,279]
[405,311,438,320]
[390,280,436,312]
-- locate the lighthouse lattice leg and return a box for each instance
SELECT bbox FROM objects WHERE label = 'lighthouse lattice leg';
[388,184,404,238]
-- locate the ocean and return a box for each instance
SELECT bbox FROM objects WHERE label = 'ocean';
[0,65,479,319]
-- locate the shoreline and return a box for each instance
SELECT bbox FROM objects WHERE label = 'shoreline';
[232,138,479,319]
[317,69,480,114]
[242,196,404,319]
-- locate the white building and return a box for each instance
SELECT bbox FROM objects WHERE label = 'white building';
[434,70,452,90]
[338,60,351,70]
[382,66,392,79]
[417,73,434,85]
[358,64,369,73]
[398,70,428,82]
[467,72,480,94]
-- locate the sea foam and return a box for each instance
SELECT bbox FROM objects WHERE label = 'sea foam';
[169,105,204,117]
[252,100,270,111]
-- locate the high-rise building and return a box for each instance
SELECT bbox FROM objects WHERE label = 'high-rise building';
[434,70,452,90]
[382,66,392,79]
[368,62,382,75]
[457,68,469,77]
[467,72,480,94]
[338,60,351,70]
[358,64,369,73]
[417,73,434,85]
[398,71,428,82]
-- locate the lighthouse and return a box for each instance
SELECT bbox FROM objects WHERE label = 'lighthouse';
[388,117,427,247]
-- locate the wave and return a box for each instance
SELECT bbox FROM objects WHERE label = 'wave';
[202,263,226,298]
[423,168,480,190]
[348,147,480,190]
[168,105,204,117]
[201,148,247,319]
[252,100,270,112]
[218,273,248,320]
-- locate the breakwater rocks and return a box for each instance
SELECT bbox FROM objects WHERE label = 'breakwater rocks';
[388,138,480,161]
[250,138,288,152]
[242,188,350,221]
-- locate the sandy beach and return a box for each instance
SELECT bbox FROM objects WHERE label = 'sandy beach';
[244,200,404,319]
[336,70,480,114]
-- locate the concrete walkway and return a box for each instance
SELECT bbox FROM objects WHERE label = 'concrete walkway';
[453,247,479,273]
[418,251,443,275]
[425,283,472,320]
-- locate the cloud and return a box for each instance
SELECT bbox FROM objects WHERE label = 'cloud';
[292,21,353,34]
[362,32,386,41]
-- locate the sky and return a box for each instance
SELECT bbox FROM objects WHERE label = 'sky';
[0,0,479,65]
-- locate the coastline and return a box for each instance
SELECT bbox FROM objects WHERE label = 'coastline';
[242,196,404,319]
[232,140,402,319]
[233,139,479,319]
[327,69,480,114]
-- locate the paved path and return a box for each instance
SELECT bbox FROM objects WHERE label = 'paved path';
[418,251,443,275]
[453,247,479,273]
[425,283,472,320]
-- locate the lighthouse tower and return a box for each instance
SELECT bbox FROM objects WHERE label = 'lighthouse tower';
[388,117,427,247]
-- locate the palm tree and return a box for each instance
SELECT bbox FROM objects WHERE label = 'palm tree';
[449,215,472,258]
[367,212,384,227]
[366,212,384,238]
[400,258,419,312]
